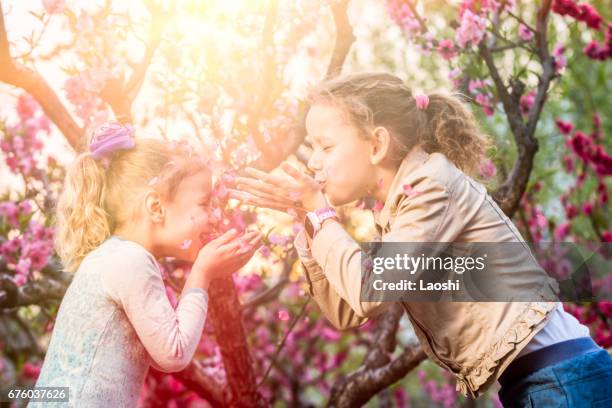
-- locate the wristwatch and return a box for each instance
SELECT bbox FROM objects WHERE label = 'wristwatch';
[304,207,338,239]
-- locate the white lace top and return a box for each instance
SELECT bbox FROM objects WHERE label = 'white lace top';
[30,236,208,407]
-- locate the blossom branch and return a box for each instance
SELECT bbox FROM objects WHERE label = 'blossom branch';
[488,0,555,217]
[0,1,84,151]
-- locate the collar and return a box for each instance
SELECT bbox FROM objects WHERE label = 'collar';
[374,145,430,230]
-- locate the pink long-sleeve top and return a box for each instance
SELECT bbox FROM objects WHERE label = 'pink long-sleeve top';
[31,235,208,407]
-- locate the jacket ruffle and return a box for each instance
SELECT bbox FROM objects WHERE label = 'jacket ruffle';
[454,299,556,398]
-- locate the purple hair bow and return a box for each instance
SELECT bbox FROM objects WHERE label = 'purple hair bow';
[89,122,135,166]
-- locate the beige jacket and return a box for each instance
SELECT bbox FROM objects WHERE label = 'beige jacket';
[293,146,558,398]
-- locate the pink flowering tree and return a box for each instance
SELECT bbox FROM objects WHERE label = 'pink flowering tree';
[0,0,610,407]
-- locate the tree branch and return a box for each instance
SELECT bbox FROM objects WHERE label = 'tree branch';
[207,277,266,407]
[249,0,355,172]
[99,0,170,123]
[0,2,84,151]
[247,0,279,166]
[488,0,554,217]
[174,360,229,407]
[327,304,426,407]
[325,0,356,79]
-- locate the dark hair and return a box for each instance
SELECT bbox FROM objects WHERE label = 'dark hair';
[308,72,492,176]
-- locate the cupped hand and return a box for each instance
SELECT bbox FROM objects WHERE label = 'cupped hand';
[227,162,329,217]
[192,229,263,289]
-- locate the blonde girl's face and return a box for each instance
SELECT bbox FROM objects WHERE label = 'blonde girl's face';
[305,103,375,206]
[161,170,218,262]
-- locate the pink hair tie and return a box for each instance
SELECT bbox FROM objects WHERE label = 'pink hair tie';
[89,122,136,168]
[413,92,429,110]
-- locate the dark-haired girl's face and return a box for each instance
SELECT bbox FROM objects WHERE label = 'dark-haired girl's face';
[305,103,376,206]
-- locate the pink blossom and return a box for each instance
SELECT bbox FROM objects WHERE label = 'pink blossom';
[520,90,536,116]
[233,274,262,293]
[469,78,484,92]
[15,258,32,275]
[18,200,32,215]
[258,245,271,258]
[321,327,341,341]
[478,159,497,179]
[387,0,423,38]
[565,203,577,219]
[277,309,290,321]
[268,234,290,247]
[555,119,573,135]
[13,273,28,287]
[570,131,593,162]
[437,39,457,60]
[553,44,567,72]
[21,361,41,380]
[582,202,593,216]
[590,145,612,176]
[2,236,22,254]
[602,231,612,242]
[518,24,534,41]
[456,9,487,48]
[563,155,574,173]
[552,0,580,17]
[534,209,548,229]
[43,0,65,14]
[583,41,609,61]
[458,0,501,17]
[0,201,20,228]
[554,223,571,240]
[578,3,603,30]
[474,93,494,116]
[16,94,39,120]
[12,135,24,151]
[448,68,462,87]
[22,241,52,271]
[394,388,410,408]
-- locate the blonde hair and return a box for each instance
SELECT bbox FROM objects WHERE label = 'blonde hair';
[308,72,492,177]
[54,138,211,272]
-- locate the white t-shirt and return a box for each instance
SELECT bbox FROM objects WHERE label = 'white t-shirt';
[517,302,591,358]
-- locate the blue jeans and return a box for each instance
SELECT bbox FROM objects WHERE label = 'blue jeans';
[498,349,612,407]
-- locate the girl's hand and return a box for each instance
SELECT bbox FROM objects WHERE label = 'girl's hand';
[227,162,329,217]
[190,229,263,290]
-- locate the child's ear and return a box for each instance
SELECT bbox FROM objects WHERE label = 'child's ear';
[369,126,392,165]
[144,191,165,223]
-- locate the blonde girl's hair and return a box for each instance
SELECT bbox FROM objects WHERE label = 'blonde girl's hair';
[307,72,493,177]
[54,138,211,272]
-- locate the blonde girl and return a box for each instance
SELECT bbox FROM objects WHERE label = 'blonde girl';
[32,123,262,407]
[229,72,612,407]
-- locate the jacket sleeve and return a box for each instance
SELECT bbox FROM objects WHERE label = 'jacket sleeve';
[294,230,370,330]
[295,176,451,329]
[102,248,209,373]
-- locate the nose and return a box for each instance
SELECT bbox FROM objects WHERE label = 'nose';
[307,150,322,173]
